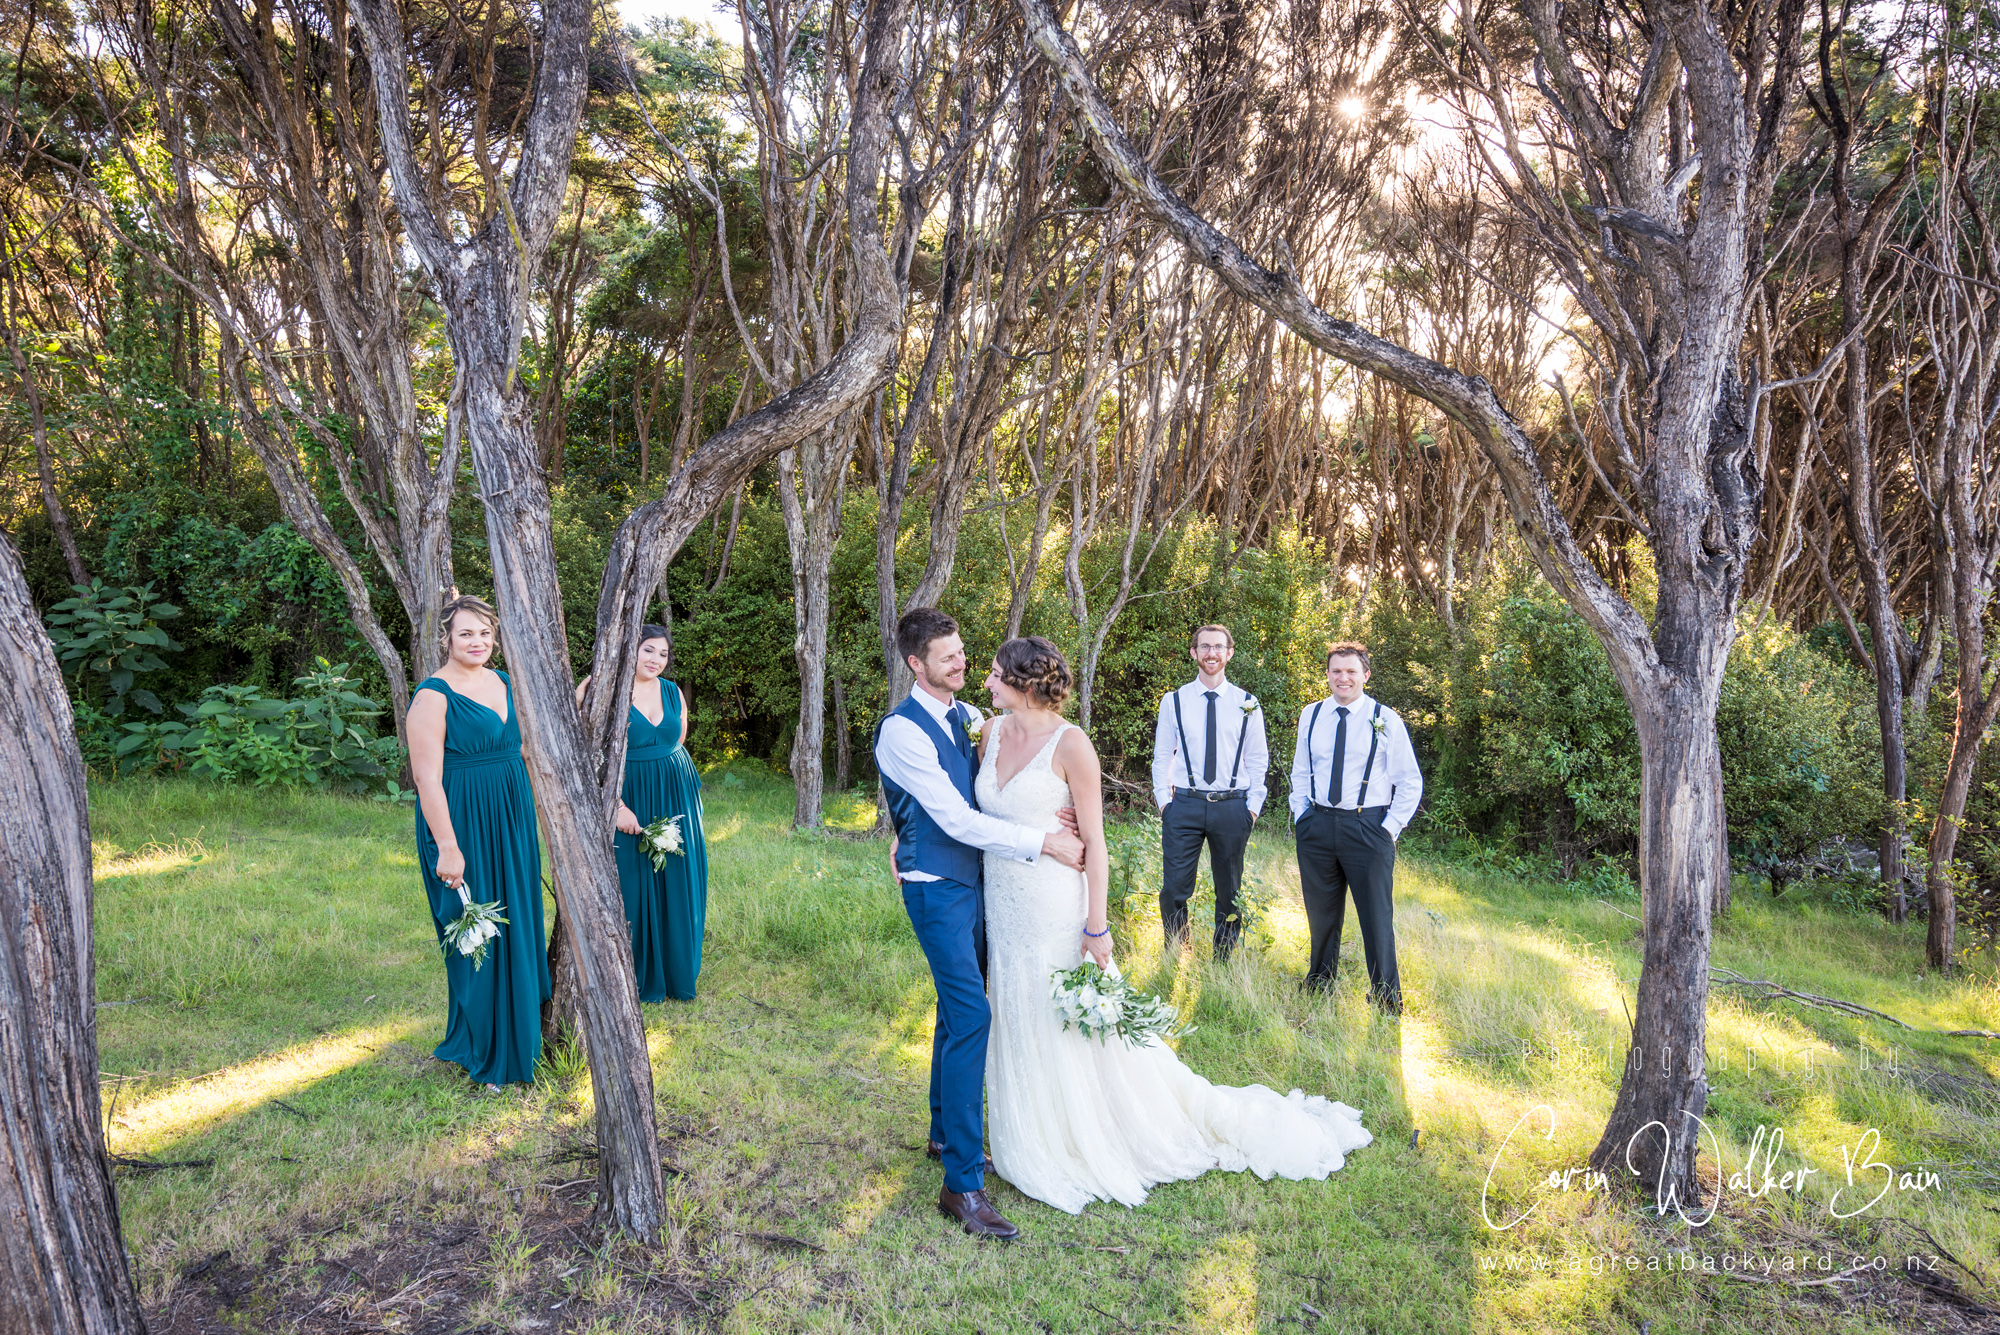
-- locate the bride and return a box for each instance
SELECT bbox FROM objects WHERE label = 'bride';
[975,636,1373,1214]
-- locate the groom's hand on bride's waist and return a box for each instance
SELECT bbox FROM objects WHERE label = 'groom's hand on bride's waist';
[1056,806,1081,839]
[1042,828,1086,869]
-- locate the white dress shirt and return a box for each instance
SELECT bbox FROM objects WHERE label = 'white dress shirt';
[1287,691,1423,837]
[873,687,1044,880]
[1151,677,1270,817]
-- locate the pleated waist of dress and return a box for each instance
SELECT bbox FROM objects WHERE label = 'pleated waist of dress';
[624,743,680,763]
[440,747,525,772]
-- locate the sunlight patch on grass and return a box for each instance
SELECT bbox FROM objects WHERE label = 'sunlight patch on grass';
[834,1164,911,1242]
[106,1021,422,1156]
[704,812,747,845]
[94,837,210,879]
[1182,1233,1258,1333]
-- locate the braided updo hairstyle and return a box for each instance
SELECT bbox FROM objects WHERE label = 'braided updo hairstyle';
[993,636,1075,710]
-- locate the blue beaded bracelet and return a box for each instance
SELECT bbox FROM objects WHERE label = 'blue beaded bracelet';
[1082,924,1110,938]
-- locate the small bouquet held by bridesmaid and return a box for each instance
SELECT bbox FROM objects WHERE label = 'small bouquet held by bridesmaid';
[638,813,688,871]
[1049,960,1193,1047]
[441,884,508,972]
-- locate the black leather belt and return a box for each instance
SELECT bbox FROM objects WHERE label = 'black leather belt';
[1193,789,1249,802]
[1314,803,1389,816]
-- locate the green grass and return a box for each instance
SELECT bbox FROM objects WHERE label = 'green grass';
[88,771,2000,1332]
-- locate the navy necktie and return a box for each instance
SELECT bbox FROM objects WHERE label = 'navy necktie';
[1329,705,1350,807]
[1203,690,1219,784]
[949,706,972,759]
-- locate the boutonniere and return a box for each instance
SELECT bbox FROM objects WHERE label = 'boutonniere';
[960,708,983,741]
[1239,696,1260,716]
[1370,714,1388,735]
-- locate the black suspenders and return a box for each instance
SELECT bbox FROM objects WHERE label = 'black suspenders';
[1308,698,1384,807]
[1172,686,1252,790]
[1171,690,1198,787]
[1306,700,1325,804]
[1356,701,1383,806]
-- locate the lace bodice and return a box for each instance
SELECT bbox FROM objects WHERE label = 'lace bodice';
[974,714,1372,1214]
[975,718,1074,829]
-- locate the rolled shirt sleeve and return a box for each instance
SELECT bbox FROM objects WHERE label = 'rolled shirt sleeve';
[874,710,1044,868]
[1151,692,1179,810]
[1381,709,1424,839]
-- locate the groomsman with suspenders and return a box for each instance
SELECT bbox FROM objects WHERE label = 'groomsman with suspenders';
[1289,641,1422,1011]
[1152,624,1270,959]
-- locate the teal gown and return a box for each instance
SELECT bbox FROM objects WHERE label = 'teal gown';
[414,673,549,1084]
[613,680,709,1001]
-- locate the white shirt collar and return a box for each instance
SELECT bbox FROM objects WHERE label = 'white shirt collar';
[1185,676,1236,698]
[1327,691,1375,715]
[910,686,962,725]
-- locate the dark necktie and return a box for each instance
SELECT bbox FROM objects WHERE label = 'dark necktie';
[949,706,972,759]
[1329,705,1350,807]
[1203,690,1219,784]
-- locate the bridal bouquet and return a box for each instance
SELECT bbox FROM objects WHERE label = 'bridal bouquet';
[441,884,507,972]
[1049,960,1193,1047]
[638,813,688,871]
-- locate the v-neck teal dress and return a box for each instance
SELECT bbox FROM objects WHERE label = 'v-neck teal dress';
[414,672,549,1084]
[613,680,708,1001]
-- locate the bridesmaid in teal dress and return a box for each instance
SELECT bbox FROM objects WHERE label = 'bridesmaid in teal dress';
[579,624,708,1001]
[408,595,549,1087]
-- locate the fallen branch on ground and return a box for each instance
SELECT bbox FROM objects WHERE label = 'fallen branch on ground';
[1709,967,1914,1027]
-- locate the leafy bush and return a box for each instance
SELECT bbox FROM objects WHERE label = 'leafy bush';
[1716,622,1882,873]
[44,579,182,716]
[114,660,400,790]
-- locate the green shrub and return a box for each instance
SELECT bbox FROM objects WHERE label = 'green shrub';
[1381,580,1881,875]
[114,659,400,790]
[44,579,183,717]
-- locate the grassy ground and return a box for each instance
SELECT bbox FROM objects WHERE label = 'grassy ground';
[88,768,2000,1333]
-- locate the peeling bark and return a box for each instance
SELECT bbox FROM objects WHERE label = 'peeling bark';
[0,532,147,1335]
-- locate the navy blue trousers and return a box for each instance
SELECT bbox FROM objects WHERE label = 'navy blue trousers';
[900,874,989,1193]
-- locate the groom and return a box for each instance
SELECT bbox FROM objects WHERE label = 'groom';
[873,607,1085,1240]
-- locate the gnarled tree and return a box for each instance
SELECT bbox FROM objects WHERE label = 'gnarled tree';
[0,531,147,1335]
[1019,0,1805,1203]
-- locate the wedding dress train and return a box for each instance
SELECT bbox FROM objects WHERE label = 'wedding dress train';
[979,721,1372,1214]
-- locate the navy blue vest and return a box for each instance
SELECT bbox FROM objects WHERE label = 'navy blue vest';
[878,693,983,885]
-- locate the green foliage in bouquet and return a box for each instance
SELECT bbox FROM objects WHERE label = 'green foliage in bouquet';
[1050,960,1193,1046]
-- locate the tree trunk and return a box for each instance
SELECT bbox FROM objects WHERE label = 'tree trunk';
[1926,712,1979,973]
[780,419,858,830]
[351,0,664,1236]
[0,533,148,1335]
[1593,677,1725,1206]
[1924,517,2000,973]
[216,336,415,728]
[1,275,87,586]
[833,670,852,790]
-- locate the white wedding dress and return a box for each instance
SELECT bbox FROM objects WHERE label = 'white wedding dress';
[978,720,1373,1214]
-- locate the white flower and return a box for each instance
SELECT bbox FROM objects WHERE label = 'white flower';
[1371,714,1388,735]
[1240,696,1259,716]
[640,814,688,870]
[440,890,508,972]
[960,709,983,740]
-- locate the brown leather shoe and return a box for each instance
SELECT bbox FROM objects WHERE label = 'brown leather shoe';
[926,1139,996,1173]
[938,1187,1019,1239]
